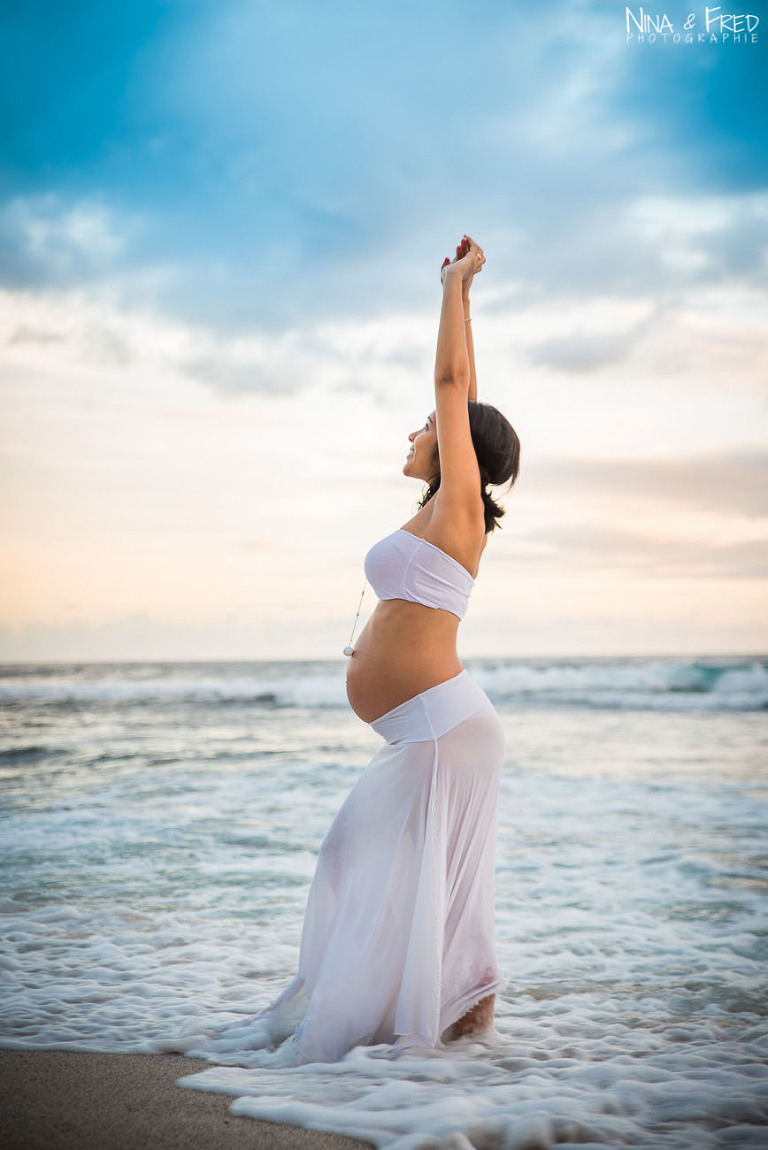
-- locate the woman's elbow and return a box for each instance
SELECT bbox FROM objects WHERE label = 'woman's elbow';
[434,368,470,390]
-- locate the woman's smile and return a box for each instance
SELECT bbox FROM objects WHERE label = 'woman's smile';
[403,412,438,479]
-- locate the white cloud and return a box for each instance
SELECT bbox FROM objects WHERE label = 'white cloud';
[628,192,768,280]
[0,194,140,285]
[1,179,766,660]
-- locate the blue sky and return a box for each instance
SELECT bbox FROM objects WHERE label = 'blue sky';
[3,0,766,326]
[1,1,766,659]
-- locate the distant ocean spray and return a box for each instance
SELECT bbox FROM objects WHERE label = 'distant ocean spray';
[1,653,767,711]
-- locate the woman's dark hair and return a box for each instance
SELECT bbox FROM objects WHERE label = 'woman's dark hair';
[418,401,521,533]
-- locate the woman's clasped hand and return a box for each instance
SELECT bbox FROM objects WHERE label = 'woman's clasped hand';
[441,233,486,284]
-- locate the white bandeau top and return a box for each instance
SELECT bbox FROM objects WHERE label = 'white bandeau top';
[363,529,474,620]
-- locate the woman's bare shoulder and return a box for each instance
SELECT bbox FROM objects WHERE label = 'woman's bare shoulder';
[400,498,486,577]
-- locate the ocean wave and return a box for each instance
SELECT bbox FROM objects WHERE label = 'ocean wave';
[471,658,768,711]
[0,658,766,711]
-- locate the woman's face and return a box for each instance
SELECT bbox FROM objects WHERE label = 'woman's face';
[403,411,439,483]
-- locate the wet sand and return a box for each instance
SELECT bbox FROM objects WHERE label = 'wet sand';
[0,1049,373,1150]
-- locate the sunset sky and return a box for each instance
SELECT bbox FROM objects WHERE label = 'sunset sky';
[1,0,766,661]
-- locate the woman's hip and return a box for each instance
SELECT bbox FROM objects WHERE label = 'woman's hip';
[369,669,500,746]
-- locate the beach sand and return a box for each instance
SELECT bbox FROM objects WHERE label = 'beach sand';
[0,1050,373,1150]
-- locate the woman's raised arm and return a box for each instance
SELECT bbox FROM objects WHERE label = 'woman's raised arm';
[463,273,478,403]
[441,236,480,402]
[432,237,486,521]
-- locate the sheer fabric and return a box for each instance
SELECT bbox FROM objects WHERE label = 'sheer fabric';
[258,670,506,1063]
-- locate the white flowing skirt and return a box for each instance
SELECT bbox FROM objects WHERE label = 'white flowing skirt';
[258,669,506,1063]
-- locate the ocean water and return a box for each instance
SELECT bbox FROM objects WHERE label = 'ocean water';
[1,655,767,1149]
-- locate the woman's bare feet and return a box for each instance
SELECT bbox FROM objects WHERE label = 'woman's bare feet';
[442,994,495,1042]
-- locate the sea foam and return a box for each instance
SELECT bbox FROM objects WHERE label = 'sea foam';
[1,657,767,1147]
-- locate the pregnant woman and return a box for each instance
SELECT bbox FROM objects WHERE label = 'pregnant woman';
[257,235,521,1063]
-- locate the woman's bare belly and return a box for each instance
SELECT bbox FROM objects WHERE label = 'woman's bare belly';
[346,599,463,724]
